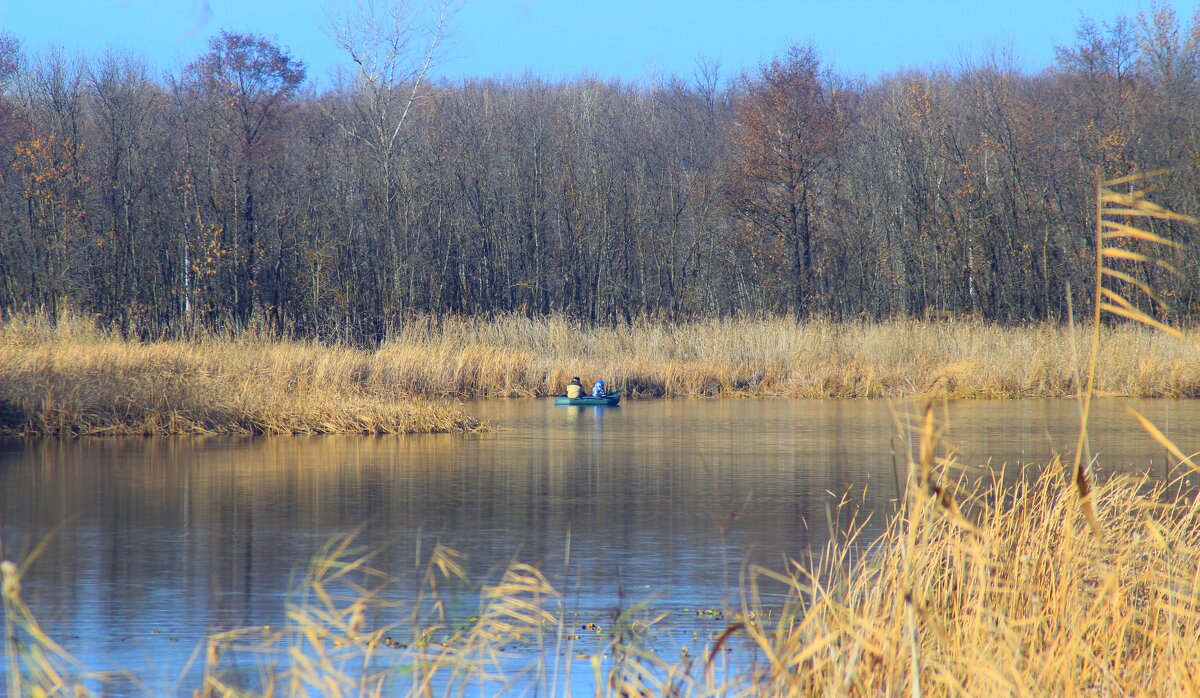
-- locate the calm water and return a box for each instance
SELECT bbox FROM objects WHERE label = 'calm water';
[1,398,1196,692]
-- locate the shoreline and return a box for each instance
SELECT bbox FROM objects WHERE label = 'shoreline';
[4,313,1199,435]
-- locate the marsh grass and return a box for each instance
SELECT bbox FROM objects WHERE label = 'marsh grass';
[740,434,1200,695]
[7,311,1200,434]
[380,313,1200,399]
[0,311,483,435]
[240,315,1200,399]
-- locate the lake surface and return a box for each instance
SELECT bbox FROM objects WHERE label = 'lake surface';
[1,398,1196,693]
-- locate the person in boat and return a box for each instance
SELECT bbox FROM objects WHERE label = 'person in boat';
[567,376,585,399]
[591,379,607,397]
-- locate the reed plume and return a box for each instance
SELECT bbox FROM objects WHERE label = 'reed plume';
[1073,169,1198,532]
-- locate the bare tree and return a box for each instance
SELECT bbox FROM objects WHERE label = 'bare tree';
[325,0,455,155]
[324,0,456,323]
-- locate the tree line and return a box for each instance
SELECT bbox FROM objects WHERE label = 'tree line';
[2,4,1200,341]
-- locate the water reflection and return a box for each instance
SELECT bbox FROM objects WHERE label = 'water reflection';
[0,398,1197,690]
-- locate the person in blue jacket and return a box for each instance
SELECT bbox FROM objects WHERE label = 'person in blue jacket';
[591,379,607,397]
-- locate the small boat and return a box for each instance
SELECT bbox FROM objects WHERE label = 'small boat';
[554,391,621,406]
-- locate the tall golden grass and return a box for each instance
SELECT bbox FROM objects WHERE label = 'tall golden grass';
[7,310,1200,435]
[378,313,1200,398]
[741,427,1200,695]
[0,311,483,435]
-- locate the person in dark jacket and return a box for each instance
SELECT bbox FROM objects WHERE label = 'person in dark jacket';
[566,376,584,399]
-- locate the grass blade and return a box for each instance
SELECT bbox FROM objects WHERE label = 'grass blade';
[1124,403,1200,474]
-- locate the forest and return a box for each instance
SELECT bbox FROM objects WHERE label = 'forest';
[2,5,1200,342]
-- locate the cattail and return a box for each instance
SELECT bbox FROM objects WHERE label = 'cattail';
[1074,461,1101,534]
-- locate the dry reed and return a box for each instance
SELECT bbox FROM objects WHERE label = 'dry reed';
[0,311,482,435]
[329,314,1200,399]
[9,311,1200,428]
[737,402,1200,696]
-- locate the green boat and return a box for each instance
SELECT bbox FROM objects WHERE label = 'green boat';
[554,391,621,406]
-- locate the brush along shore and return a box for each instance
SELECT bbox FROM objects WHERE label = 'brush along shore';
[5,311,1200,434]
[375,313,1200,398]
[0,313,484,436]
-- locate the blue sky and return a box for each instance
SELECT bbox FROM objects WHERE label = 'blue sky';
[0,1,1178,85]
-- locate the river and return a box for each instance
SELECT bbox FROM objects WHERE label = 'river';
[0,398,1195,693]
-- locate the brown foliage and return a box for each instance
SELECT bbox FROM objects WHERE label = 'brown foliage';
[727,44,859,315]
